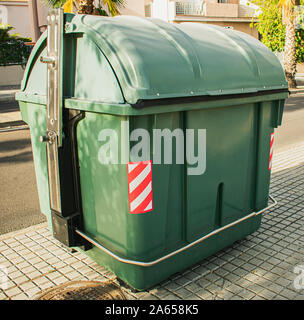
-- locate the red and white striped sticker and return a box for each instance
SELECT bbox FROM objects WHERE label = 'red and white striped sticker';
[269,132,274,171]
[127,160,153,214]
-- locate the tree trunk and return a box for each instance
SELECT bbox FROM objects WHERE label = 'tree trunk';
[78,0,94,14]
[283,17,297,88]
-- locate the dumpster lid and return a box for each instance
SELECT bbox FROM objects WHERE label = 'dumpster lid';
[21,14,288,106]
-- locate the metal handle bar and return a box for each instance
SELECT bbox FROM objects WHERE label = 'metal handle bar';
[75,195,277,267]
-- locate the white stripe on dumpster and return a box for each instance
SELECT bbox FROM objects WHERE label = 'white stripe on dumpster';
[130,181,152,212]
[127,160,153,214]
[144,200,153,211]
[129,162,151,193]
[269,133,274,171]
[128,162,140,173]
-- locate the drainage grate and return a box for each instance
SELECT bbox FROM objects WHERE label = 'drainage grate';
[34,280,127,300]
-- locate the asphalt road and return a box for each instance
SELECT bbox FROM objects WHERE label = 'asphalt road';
[0,126,46,235]
[0,94,303,235]
[274,93,304,151]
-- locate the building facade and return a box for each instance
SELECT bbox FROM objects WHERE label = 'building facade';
[0,0,258,40]
[0,0,31,37]
[149,0,258,39]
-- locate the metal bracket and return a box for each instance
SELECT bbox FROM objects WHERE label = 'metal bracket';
[40,8,64,214]
[75,195,277,267]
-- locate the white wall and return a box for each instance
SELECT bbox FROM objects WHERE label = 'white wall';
[0,5,8,24]
[0,65,24,86]
[120,0,146,16]
[152,0,169,20]
[0,2,31,38]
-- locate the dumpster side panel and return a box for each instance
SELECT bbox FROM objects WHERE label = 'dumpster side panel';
[21,42,47,95]
[130,113,184,252]
[77,112,129,254]
[76,101,278,290]
[185,103,257,242]
[19,102,51,220]
[77,112,185,261]
[255,100,275,210]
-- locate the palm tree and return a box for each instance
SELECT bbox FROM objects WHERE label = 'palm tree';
[279,0,300,88]
[77,0,124,15]
[45,0,125,16]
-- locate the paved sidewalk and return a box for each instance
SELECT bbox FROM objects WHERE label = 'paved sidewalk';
[0,144,303,300]
[0,86,23,128]
[0,102,23,129]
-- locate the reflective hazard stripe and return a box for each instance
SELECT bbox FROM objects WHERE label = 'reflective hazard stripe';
[127,160,153,214]
[269,133,274,171]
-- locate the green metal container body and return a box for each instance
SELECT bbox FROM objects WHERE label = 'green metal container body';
[16,13,288,290]
[74,100,283,290]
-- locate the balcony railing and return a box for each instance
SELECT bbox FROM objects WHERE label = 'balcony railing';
[175,1,204,15]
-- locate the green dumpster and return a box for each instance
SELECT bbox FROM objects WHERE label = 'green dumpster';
[16,10,289,291]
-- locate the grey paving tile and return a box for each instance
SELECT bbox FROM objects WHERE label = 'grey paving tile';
[163,281,181,291]
[251,295,266,300]
[274,276,293,288]
[0,291,8,300]
[195,288,215,300]
[52,276,69,286]
[258,288,277,300]
[26,286,42,299]
[174,276,192,287]
[0,158,303,301]
[4,286,23,298]
[165,293,182,300]
[26,270,43,280]
[185,294,202,300]
[184,281,203,293]
[173,287,193,299]
[229,295,244,300]
[12,292,29,300]
[140,293,160,300]
[247,283,265,295]
[39,281,55,291]
[19,281,37,291]
[150,287,171,299]
[226,283,244,295]
[279,288,299,300]
[274,295,289,300]
[267,283,284,295]
[215,289,235,300]
[13,275,30,285]
[8,270,24,280]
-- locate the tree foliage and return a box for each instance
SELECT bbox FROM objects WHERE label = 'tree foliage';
[43,0,125,16]
[250,0,304,62]
[0,24,32,66]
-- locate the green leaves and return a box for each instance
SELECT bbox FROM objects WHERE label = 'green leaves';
[41,0,66,9]
[0,23,32,66]
[250,0,304,62]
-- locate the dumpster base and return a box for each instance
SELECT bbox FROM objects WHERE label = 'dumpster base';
[75,215,262,291]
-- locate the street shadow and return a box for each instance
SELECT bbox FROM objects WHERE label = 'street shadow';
[0,138,31,153]
[0,150,33,164]
[0,101,20,114]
